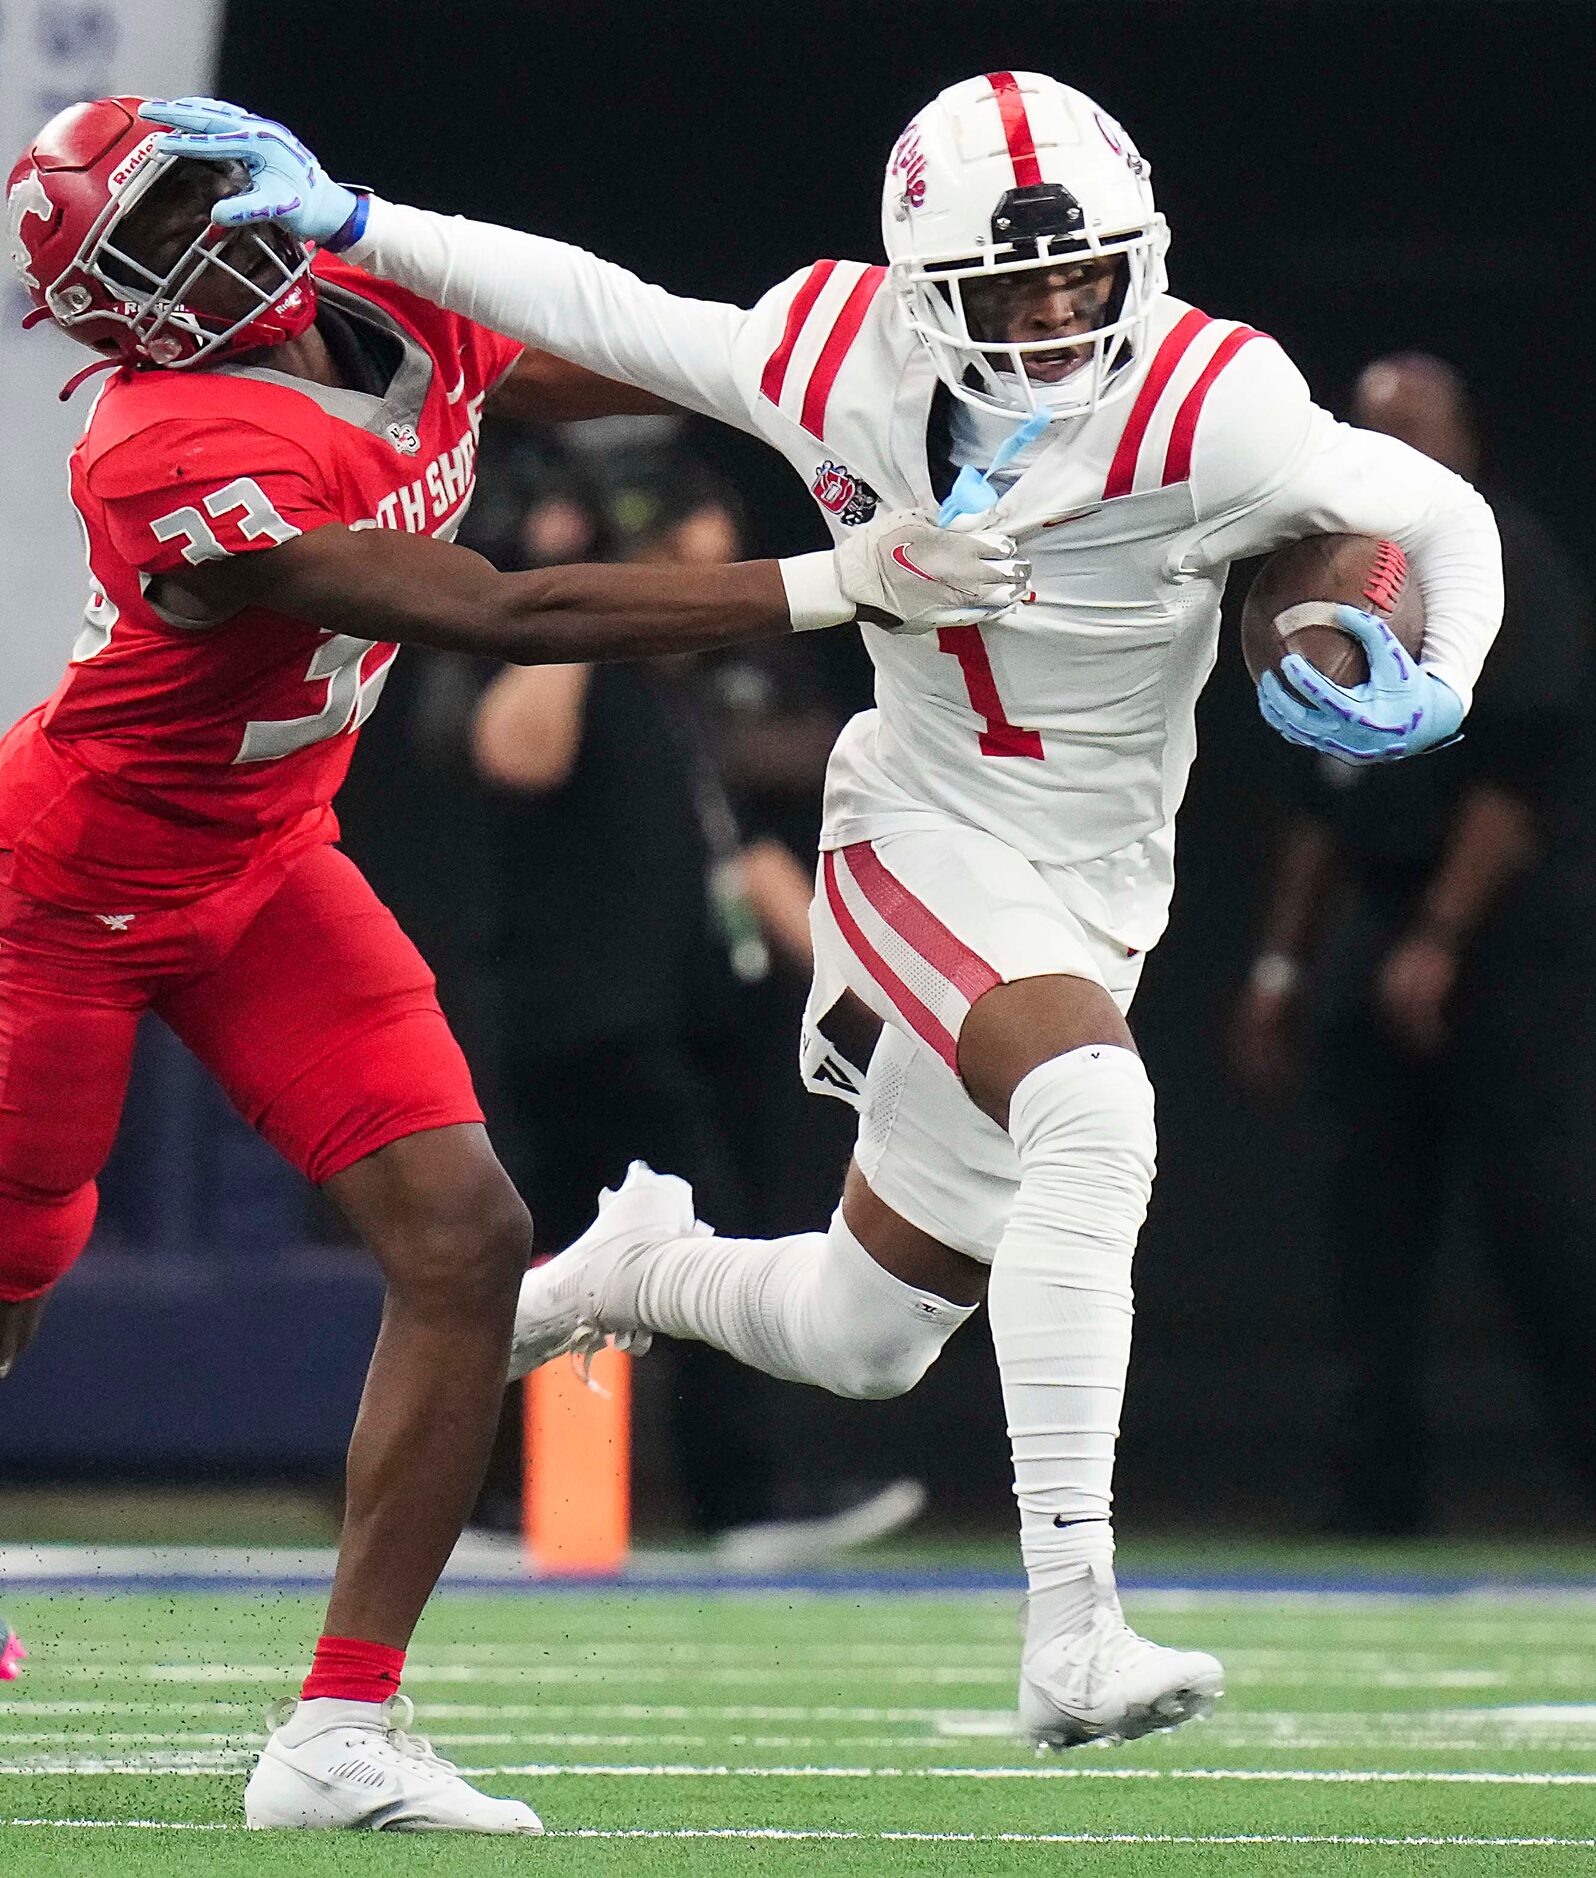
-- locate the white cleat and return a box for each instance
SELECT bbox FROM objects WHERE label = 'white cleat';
[1019,1605,1224,1750]
[244,1694,542,1833]
[508,1160,702,1382]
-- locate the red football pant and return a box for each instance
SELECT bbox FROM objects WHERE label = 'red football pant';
[0,842,483,1301]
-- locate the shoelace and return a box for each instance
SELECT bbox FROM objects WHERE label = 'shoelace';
[569,1324,652,1390]
[264,1691,458,1777]
[1048,1610,1163,1709]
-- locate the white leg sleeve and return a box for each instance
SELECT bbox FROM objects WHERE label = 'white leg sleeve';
[621,1212,974,1401]
[986,1045,1156,1604]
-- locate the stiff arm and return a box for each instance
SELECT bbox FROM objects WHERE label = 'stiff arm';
[156,504,1028,662]
[157,523,798,664]
[341,200,763,432]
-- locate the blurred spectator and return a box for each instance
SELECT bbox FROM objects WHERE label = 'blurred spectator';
[434,421,919,1551]
[1231,354,1596,1534]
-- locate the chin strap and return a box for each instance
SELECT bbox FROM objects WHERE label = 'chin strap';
[58,357,129,402]
[19,305,135,400]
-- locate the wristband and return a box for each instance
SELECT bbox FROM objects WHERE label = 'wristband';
[779,551,856,632]
[322,192,372,254]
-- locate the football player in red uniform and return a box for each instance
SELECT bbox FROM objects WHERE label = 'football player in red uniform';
[0,98,1026,1832]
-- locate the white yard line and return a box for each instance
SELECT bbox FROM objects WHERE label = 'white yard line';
[33,1660,1586,1691]
[1,1819,1593,1847]
[0,1701,1005,1722]
[52,1663,1025,1687]
[6,1755,1596,1785]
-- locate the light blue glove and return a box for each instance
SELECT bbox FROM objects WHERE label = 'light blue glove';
[140,98,367,249]
[937,410,1049,525]
[1258,604,1464,764]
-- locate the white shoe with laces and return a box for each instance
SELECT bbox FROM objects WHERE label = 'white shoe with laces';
[508,1160,703,1382]
[244,1694,542,1833]
[1019,1599,1224,1750]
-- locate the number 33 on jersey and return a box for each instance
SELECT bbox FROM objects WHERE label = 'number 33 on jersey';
[0,254,520,908]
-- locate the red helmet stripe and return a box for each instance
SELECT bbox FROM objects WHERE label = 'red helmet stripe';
[1102,308,1212,499]
[799,265,886,440]
[1161,326,1262,485]
[987,72,1043,188]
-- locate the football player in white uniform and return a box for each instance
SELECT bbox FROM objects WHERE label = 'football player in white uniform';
[154,74,1502,1748]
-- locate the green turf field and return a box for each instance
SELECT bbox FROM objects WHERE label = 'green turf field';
[3,1580,1594,1874]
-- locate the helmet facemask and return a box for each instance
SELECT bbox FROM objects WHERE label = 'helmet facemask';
[893,183,1169,422]
[48,149,315,367]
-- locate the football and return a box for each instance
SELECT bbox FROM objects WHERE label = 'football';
[1240,533,1425,695]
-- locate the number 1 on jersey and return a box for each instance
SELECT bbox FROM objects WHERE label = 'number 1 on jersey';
[937,625,1044,759]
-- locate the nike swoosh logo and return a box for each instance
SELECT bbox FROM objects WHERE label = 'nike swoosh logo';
[444,370,467,404]
[891,543,936,581]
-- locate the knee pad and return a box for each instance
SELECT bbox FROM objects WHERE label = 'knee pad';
[0,1175,98,1302]
[799,1213,973,1401]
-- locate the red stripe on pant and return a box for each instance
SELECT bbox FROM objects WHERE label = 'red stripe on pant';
[822,851,960,1071]
[840,842,1002,1006]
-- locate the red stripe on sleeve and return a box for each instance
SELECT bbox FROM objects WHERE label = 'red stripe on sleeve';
[1101,308,1213,499]
[798,265,886,440]
[988,71,1043,187]
[1161,326,1262,485]
[841,842,1003,1007]
[822,852,960,1071]
[759,259,838,407]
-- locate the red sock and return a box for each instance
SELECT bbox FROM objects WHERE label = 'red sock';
[300,1634,406,1704]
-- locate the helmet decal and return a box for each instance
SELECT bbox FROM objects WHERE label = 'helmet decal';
[6,169,53,291]
[888,127,928,220]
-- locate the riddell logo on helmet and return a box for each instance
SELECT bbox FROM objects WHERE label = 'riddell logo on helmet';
[888,127,928,217]
[810,460,880,527]
[107,135,160,195]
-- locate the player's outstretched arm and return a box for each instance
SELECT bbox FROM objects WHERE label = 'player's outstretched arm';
[143,99,756,432]
[154,509,1029,664]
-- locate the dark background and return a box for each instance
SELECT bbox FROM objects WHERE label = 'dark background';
[14,1,1590,1531]
[229,0,1596,1530]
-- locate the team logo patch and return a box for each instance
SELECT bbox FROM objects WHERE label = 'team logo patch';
[385,422,421,456]
[810,460,880,526]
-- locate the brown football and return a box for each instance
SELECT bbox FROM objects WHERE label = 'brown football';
[1240,533,1424,695]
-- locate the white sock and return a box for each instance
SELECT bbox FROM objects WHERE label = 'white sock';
[618,1210,973,1400]
[986,1045,1156,1635]
[277,1697,385,1743]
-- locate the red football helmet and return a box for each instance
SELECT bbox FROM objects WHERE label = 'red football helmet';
[6,95,317,371]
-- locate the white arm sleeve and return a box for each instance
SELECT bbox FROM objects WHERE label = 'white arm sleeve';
[1184,339,1503,714]
[347,198,757,432]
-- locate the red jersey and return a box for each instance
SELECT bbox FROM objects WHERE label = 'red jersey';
[0,254,521,909]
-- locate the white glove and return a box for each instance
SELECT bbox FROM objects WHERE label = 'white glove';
[780,508,1031,634]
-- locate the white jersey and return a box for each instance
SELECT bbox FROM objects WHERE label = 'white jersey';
[348,205,1502,951]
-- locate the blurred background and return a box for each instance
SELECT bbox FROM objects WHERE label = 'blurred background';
[3,0,1594,1559]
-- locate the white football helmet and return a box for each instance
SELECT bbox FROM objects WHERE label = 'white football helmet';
[882,72,1170,421]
